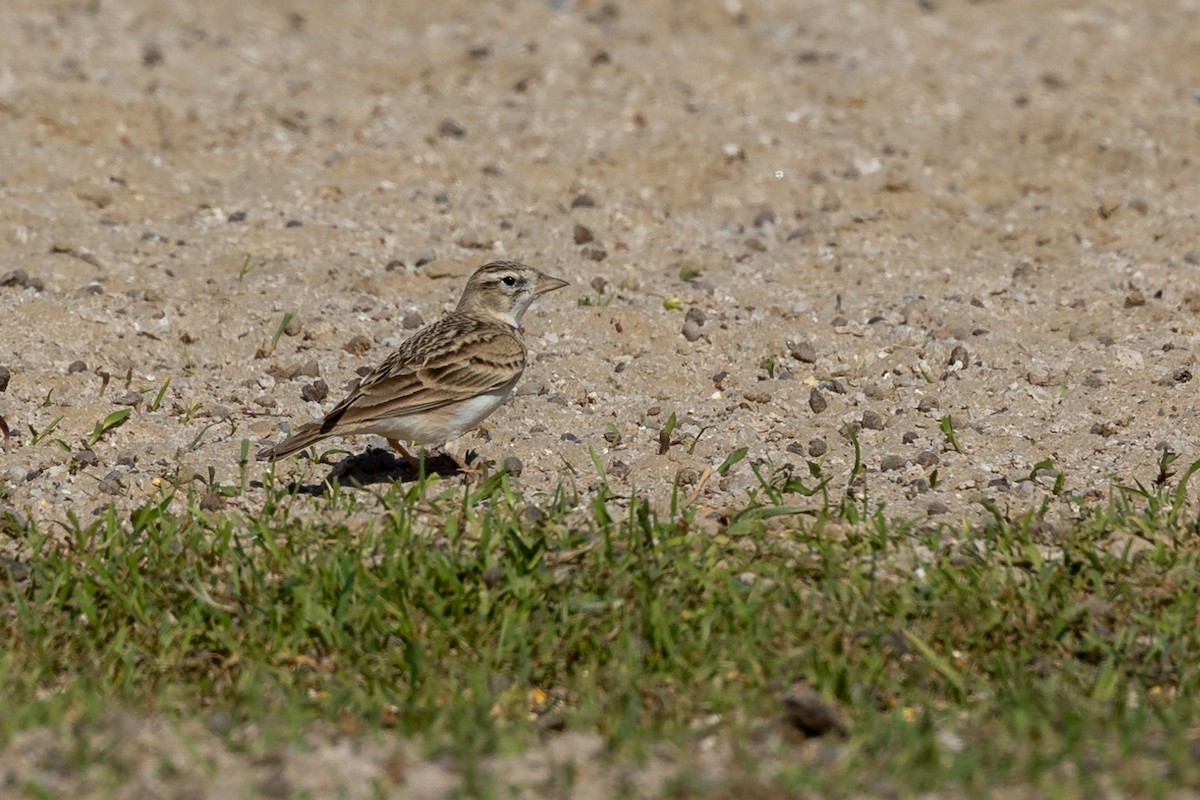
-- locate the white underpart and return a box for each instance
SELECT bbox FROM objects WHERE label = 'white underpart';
[360,387,514,446]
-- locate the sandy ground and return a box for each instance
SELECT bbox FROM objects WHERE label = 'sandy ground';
[2,0,1200,794]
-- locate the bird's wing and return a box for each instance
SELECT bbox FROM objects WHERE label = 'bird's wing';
[316,314,526,433]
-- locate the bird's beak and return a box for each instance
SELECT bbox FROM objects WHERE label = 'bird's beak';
[535,273,570,295]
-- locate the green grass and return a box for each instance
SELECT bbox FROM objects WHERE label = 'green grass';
[2,451,1200,795]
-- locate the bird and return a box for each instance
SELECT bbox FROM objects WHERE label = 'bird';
[257,260,569,471]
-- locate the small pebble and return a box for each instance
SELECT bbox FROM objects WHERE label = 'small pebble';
[570,193,597,209]
[301,380,328,403]
[546,393,569,407]
[227,211,246,223]
[99,470,125,495]
[917,396,939,412]
[402,311,425,330]
[0,366,9,393]
[283,316,303,336]
[73,450,99,467]
[581,244,607,261]
[437,118,466,139]
[67,361,88,374]
[0,269,44,291]
[948,345,969,367]
[501,456,523,476]
[915,450,939,467]
[681,319,704,342]
[880,454,906,472]
[113,391,142,406]
[808,388,827,414]
[808,438,827,457]
[902,431,919,444]
[861,410,884,430]
[927,501,950,516]
[343,335,372,355]
[560,432,580,443]
[285,220,303,228]
[573,224,594,244]
[788,340,817,363]
[753,209,776,228]
[254,395,276,409]
[608,460,631,479]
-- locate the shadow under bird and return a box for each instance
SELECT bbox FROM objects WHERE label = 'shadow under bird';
[257,260,569,471]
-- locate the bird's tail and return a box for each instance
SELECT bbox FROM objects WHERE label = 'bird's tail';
[256,421,329,461]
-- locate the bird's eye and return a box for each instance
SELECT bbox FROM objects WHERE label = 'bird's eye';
[500,275,518,287]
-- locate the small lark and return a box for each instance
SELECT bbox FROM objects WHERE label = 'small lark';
[258,260,569,470]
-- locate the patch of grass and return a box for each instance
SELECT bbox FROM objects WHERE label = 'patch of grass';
[1,455,1200,795]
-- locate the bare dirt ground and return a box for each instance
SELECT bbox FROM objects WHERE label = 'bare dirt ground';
[2,0,1199,795]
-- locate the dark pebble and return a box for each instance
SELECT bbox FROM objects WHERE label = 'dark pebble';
[609,459,630,479]
[949,345,969,367]
[861,410,884,430]
[681,319,703,342]
[753,209,776,228]
[880,454,906,472]
[570,193,597,209]
[501,456,524,476]
[927,501,950,516]
[902,431,919,444]
[685,308,707,326]
[987,476,1010,490]
[482,566,505,588]
[99,470,125,495]
[560,432,580,443]
[0,555,29,582]
[824,379,847,394]
[1184,250,1200,266]
[141,42,163,67]
[199,491,227,511]
[867,314,886,325]
[73,450,99,466]
[915,450,939,467]
[521,506,543,525]
[414,253,435,267]
[908,478,930,494]
[437,118,466,139]
[830,315,849,327]
[676,468,699,486]
[573,223,594,244]
[783,689,848,738]
[301,379,328,403]
[385,259,405,271]
[786,226,813,242]
[432,191,450,204]
[1173,368,1193,383]
[285,219,303,228]
[67,360,88,374]
[863,383,885,400]
[402,311,425,330]
[546,393,569,407]
[711,370,727,388]
[808,387,827,414]
[75,282,103,297]
[917,396,939,412]
[0,366,10,393]
[227,211,246,223]
[581,244,607,261]
[808,438,827,457]
[343,335,372,355]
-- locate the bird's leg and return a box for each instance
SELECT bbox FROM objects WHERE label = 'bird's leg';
[387,438,421,470]
[443,439,480,478]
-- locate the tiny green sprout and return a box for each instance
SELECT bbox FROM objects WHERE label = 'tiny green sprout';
[663,297,684,311]
[679,264,702,282]
[760,357,776,379]
[29,416,64,446]
[929,468,940,489]
[42,388,54,408]
[237,254,254,282]
[86,408,132,447]
[939,415,964,454]
[149,375,172,412]
[717,447,748,477]
[658,412,679,455]
[265,312,295,356]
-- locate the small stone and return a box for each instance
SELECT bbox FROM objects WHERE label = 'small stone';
[0,366,9,393]
[681,319,704,342]
[570,193,597,209]
[608,460,630,479]
[73,450,99,467]
[786,226,813,242]
[402,311,425,330]
[501,456,524,476]
[915,450,939,467]
[283,316,303,336]
[253,395,276,409]
[301,379,328,403]
[881,454,906,472]
[808,438,827,457]
[808,387,827,414]
[1124,291,1146,308]
[861,410,884,430]
[67,360,87,374]
[902,431,919,444]
[560,432,580,443]
[0,269,43,291]
[676,468,699,486]
[927,500,950,516]
[753,209,776,228]
[113,391,142,407]
[787,340,817,363]
[573,223,594,244]
[685,308,707,326]
[917,396,939,412]
[437,118,466,139]
[141,42,163,67]
[581,243,607,261]
[227,211,246,223]
[948,345,969,367]
[456,229,491,249]
[546,393,569,407]
[1184,251,1200,266]
[783,689,848,738]
[343,334,372,355]
[863,383,885,400]
[285,219,303,228]
[99,469,125,495]
[199,492,226,511]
